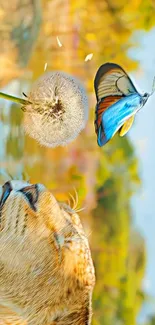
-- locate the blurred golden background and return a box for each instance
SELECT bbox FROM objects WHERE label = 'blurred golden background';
[0,0,155,324]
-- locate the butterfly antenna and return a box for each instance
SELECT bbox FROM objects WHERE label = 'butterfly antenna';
[150,76,155,96]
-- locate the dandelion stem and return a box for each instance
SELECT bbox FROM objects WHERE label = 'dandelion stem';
[0,92,29,105]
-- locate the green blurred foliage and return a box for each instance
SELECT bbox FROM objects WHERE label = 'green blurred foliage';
[147,316,155,325]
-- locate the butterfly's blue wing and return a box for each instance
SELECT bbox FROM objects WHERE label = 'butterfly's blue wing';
[97,93,143,146]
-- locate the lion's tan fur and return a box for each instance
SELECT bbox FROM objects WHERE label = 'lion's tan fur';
[0,181,95,325]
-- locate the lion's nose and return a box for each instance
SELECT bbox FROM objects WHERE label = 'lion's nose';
[0,181,12,208]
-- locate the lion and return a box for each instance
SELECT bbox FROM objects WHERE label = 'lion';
[0,180,95,325]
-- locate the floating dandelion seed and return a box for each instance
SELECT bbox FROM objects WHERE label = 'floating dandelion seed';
[85,53,93,62]
[44,62,48,71]
[56,36,62,47]
[22,71,89,147]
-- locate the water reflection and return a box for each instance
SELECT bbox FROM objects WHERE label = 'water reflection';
[0,1,155,324]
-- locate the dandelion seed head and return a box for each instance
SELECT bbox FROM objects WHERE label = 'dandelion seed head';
[23,71,89,147]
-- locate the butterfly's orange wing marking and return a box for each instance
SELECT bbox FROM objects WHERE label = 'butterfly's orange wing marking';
[95,95,123,133]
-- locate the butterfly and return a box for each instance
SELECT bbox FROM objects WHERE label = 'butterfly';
[94,62,155,146]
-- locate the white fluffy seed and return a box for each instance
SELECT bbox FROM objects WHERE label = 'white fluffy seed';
[56,36,62,47]
[85,53,93,62]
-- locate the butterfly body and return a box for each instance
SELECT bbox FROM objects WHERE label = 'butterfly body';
[94,62,152,146]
